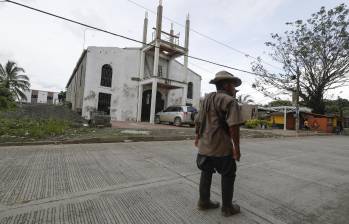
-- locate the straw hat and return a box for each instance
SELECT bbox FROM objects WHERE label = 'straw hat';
[209,71,242,87]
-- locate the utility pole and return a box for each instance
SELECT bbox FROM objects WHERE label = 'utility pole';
[295,67,301,132]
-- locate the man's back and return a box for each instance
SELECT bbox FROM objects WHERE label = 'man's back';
[196,90,242,157]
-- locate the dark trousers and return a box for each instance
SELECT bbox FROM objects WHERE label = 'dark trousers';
[196,154,237,208]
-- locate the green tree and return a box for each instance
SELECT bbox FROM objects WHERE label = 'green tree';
[0,83,16,111]
[0,61,30,101]
[237,94,255,104]
[58,90,66,103]
[252,4,349,114]
[268,100,292,107]
[325,97,349,116]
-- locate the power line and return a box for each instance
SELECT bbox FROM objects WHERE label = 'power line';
[125,0,282,71]
[188,56,259,76]
[3,0,146,45]
[2,0,261,76]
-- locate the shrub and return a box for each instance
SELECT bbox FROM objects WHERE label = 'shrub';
[0,85,16,111]
[0,118,70,139]
[244,119,272,129]
[0,96,16,111]
[245,119,260,129]
[64,101,72,109]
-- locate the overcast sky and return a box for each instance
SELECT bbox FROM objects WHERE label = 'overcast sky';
[0,0,347,104]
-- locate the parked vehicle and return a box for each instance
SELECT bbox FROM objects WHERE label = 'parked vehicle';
[155,106,198,126]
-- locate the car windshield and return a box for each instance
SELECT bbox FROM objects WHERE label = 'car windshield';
[187,107,197,112]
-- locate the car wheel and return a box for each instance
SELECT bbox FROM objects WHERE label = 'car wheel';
[155,116,160,124]
[174,117,182,126]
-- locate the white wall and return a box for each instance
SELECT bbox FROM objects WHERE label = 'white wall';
[144,55,168,78]
[67,52,87,112]
[20,89,59,104]
[37,91,47,104]
[82,47,140,121]
[69,47,202,121]
[167,60,201,109]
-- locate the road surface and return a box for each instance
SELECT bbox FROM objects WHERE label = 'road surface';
[0,136,348,224]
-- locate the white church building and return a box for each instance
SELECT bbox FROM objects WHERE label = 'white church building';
[66,1,201,123]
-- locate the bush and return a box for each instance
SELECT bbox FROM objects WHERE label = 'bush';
[245,119,260,129]
[0,118,70,139]
[0,85,16,111]
[0,96,16,111]
[244,119,272,129]
[64,101,72,109]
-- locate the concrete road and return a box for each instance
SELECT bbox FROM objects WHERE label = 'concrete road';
[0,136,348,224]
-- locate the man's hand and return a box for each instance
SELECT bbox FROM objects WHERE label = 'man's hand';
[233,146,241,161]
[194,134,199,147]
[229,125,240,161]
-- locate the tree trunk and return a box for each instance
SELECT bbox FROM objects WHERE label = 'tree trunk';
[308,93,325,114]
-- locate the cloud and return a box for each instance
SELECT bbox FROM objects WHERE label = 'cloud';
[0,50,15,62]
[63,8,107,39]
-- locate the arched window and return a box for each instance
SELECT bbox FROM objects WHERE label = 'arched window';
[100,64,112,87]
[187,82,193,99]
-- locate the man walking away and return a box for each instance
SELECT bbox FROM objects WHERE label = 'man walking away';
[195,71,244,217]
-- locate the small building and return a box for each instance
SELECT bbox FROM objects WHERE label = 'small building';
[269,111,296,130]
[66,1,201,123]
[304,113,336,133]
[240,104,258,121]
[21,89,59,104]
[261,106,311,130]
[269,110,340,133]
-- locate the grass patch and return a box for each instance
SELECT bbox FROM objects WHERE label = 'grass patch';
[0,118,71,139]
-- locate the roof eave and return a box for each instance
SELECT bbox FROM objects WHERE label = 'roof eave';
[66,50,87,88]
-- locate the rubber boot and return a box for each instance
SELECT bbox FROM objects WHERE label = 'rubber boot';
[198,171,220,210]
[221,172,240,216]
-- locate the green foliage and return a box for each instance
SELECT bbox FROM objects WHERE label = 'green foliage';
[0,84,16,111]
[0,96,16,111]
[324,98,349,115]
[58,90,66,103]
[268,100,292,107]
[0,118,70,139]
[244,119,272,129]
[0,61,30,101]
[252,4,349,114]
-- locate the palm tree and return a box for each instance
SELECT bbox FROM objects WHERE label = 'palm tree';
[0,61,30,101]
[237,94,255,104]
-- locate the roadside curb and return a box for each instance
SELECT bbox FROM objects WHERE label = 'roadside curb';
[0,135,196,147]
[0,132,336,147]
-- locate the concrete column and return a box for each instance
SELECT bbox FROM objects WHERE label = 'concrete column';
[153,0,163,78]
[284,106,287,131]
[153,43,160,77]
[170,23,174,44]
[138,11,148,122]
[149,80,158,124]
[182,14,190,106]
[142,12,148,46]
[139,51,145,79]
[184,14,190,52]
[137,84,143,122]
[156,0,163,40]
[149,0,162,124]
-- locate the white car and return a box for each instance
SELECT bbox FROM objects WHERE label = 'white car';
[155,106,198,126]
